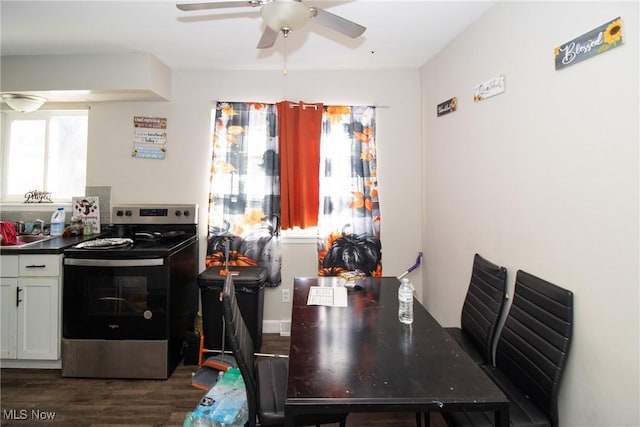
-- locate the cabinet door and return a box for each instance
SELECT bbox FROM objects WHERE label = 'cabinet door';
[0,278,18,359]
[16,278,60,360]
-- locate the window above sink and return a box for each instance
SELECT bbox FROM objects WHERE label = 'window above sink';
[1,110,88,203]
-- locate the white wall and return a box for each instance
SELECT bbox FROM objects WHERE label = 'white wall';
[86,68,424,328]
[421,2,639,426]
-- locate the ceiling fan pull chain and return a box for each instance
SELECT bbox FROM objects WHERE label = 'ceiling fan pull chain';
[282,30,288,75]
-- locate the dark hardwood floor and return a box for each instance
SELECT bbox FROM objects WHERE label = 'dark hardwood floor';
[0,334,447,427]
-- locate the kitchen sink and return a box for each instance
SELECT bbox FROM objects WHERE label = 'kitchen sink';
[1,234,53,248]
[17,234,53,244]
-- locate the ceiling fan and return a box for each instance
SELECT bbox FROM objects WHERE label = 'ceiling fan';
[176,0,366,49]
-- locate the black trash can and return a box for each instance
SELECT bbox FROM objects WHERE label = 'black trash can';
[198,266,266,352]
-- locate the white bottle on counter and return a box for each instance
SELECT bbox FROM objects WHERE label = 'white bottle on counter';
[50,207,65,236]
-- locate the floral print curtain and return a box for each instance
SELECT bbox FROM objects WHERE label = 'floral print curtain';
[317,106,382,277]
[206,102,282,287]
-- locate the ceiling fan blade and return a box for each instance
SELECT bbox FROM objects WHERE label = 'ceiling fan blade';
[176,1,263,12]
[257,26,279,49]
[310,7,366,39]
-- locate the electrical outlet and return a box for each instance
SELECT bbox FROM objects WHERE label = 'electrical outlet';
[280,320,291,336]
[282,289,290,303]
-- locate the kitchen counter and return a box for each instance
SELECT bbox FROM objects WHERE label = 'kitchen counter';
[0,234,102,255]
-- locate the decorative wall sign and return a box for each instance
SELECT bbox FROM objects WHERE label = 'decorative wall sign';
[133,116,167,144]
[23,190,53,203]
[473,75,505,102]
[437,97,457,117]
[555,17,623,70]
[132,146,167,160]
[133,116,167,159]
[72,196,101,234]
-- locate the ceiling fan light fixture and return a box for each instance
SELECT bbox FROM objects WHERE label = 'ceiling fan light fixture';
[1,93,47,113]
[261,0,310,32]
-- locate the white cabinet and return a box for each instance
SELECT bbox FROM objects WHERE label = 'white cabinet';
[1,256,19,359]
[0,275,18,358]
[0,254,61,363]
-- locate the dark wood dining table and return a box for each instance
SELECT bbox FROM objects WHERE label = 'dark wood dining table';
[285,276,509,427]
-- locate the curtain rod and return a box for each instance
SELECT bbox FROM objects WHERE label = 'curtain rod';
[216,101,391,110]
[288,103,391,110]
[288,103,318,110]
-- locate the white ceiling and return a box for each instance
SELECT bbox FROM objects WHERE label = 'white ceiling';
[1,0,496,102]
[1,0,497,70]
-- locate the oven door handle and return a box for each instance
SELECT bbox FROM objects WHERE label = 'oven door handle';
[64,258,165,267]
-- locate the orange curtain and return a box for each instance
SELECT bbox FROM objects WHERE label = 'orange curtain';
[276,100,324,230]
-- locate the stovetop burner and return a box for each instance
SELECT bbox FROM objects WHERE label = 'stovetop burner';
[133,231,186,240]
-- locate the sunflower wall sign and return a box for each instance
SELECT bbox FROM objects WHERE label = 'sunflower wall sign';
[437,97,457,117]
[555,17,623,70]
[132,116,168,160]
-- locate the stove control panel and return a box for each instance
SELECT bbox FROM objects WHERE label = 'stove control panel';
[112,204,198,225]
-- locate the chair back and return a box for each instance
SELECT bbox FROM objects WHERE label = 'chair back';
[495,270,573,427]
[460,253,508,365]
[222,274,258,427]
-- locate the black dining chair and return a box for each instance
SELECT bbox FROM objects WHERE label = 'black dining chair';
[221,274,347,427]
[443,270,574,427]
[445,253,508,366]
[418,254,508,426]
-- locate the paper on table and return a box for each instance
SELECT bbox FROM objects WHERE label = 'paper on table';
[307,286,348,307]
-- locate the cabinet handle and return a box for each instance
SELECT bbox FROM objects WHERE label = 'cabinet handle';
[16,287,22,307]
[25,264,47,268]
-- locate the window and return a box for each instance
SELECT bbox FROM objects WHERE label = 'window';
[206,101,382,285]
[1,110,88,202]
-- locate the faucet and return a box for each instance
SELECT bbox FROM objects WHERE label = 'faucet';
[35,219,45,235]
[14,221,25,235]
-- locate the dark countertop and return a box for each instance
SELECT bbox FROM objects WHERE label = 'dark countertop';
[0,235,101,255]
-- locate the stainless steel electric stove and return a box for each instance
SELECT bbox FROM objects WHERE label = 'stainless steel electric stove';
[61,204,199,379]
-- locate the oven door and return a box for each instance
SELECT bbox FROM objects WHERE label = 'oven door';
[63,257,169,340]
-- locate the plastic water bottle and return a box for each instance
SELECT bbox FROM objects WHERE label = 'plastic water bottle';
[50,207,65,236]
[398,278,414,324]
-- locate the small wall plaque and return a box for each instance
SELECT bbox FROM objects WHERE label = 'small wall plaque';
[555,17,623,70]
[437,97,457,117]
[473,75,505,102]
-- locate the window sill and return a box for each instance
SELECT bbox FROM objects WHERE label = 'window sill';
[281,228,317,245]
[0,202,72,212]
